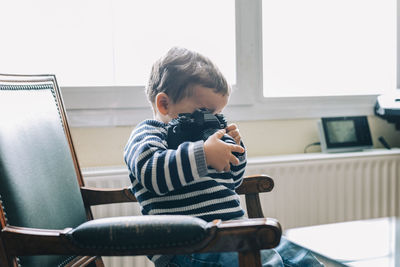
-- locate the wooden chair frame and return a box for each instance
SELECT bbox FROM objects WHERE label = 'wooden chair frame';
[0,74,281,267]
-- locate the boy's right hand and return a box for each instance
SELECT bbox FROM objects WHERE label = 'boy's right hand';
[203,129,245,172]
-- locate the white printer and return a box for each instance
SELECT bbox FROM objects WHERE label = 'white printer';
[375,92,400,130]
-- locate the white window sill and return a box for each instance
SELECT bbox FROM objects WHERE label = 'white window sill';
[61,86,379,127]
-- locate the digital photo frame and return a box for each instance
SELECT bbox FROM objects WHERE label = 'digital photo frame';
[317,116,373,153]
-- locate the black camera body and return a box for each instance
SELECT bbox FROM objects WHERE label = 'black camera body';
[166,108,235,149]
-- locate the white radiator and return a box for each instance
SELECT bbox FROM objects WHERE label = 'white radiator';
[83,168,153,267]
[244,149,400,229]
[82,149,400,267]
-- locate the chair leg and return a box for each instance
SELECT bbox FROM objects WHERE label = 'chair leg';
[94,257,105,267]
[238,250,262,267]
[66,256,103,267]
[0,240,11,267]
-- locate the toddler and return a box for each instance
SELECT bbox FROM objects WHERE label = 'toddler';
[124,47,323,267]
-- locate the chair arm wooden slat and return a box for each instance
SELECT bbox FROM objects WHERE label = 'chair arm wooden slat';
[81,174,273,206]
[81,187,137,206]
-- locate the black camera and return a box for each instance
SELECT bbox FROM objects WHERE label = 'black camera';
[166,108,235,149]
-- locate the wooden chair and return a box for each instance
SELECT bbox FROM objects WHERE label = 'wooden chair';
[0,74,281,267]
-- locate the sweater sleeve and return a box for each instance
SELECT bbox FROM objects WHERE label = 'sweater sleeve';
[124,122,208,195]
[230,141,247,188]
[203,139,247,188]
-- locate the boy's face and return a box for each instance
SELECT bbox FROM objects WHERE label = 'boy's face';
[155,85,229,123]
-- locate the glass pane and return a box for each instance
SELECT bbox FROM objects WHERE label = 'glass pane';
[262,0,396,97]
[0,0,115,86]
[0,0,235,87]
[113,0,236,86]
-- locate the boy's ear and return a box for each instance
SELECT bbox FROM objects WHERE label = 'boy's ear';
[155,92,170,115]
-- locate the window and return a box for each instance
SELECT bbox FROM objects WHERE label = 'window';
[0,0,114,86]
[113,0,236,86]
[0,0,398,126]
[262,0,396,97]
[0,0,235,86]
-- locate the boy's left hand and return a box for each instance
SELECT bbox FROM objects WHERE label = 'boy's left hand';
[225,123,241,145]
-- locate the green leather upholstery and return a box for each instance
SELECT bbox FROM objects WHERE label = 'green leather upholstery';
[0,82,88,266]
[68,215,209,251]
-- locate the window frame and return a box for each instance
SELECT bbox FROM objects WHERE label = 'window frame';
[61,0,399,127]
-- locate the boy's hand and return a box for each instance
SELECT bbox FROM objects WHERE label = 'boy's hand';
[225,123,241,145]
[204,129,245,172]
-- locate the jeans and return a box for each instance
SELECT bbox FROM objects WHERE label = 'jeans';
[165,236,323,267]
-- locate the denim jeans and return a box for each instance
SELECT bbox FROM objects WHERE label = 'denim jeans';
[164,236,323,267]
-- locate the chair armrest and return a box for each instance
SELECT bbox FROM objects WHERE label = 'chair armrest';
[236,175,274,218]
[81,174,274,206]
[235,175,274,195]
[81,186,137,206]
[1,225,74,256]
[201,218,281,252]
[1,216,281,257]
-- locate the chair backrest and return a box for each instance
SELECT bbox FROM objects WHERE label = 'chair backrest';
[0,74,89,266]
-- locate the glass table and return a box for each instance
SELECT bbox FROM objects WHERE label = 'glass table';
[285,217,400,267]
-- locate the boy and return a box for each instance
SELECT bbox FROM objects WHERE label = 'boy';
[124,47,323,267]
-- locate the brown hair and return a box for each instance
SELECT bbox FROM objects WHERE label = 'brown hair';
[146,47,230,103]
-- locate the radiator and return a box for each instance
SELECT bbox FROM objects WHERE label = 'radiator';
[244,149,400,229]
[82,148,400,267]
[83,168,153,267]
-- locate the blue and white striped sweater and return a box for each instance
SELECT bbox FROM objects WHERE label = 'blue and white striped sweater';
[124,119,246,222]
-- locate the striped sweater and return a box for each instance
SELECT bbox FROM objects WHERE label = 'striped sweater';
[124,119,247,222]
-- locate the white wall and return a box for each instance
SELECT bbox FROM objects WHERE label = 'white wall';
[70,116,400,168]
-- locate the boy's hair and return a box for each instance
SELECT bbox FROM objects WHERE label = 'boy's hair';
[146,47,230,104]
